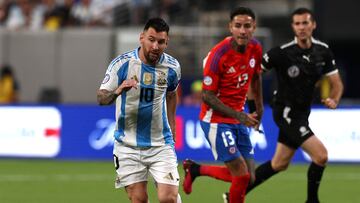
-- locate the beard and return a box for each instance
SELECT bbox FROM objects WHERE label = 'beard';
[145,52,160,64]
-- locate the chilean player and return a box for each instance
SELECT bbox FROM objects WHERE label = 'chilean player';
[182,7,263,203]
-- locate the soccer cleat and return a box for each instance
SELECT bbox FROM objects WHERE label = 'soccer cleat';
[222,192,229,203]
[182,159,200,194]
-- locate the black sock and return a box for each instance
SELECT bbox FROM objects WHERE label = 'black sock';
[246,160,278,194]
[306,162,325,203]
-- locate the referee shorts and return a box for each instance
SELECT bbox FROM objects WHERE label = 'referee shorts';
[272,105,314,149]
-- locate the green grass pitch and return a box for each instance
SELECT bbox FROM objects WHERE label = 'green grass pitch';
[0,159,359,203]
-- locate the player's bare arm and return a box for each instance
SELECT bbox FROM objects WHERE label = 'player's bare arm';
[322,73,343,109]
[202,89,259,127]
[97,79,138,105]
[166,90,177,142]
[250,71,264,125]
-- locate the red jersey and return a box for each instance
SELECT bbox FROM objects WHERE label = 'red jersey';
[199,37,262,124]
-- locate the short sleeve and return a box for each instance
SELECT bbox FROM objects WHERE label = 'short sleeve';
[262,47,279,72]
[323,48,338,76]
[167,64,181,92]
[99,58,128,91]
[202,50,221,92]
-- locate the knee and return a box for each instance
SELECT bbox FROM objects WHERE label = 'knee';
[158,192,178,203]
[312,150,328,166]
[128,192,148,203]
[271,160,290,172]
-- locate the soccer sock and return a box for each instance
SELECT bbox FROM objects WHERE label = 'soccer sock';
[306,162,325,203]
[199,165,232,182]
[177,193,182,203]
[246,160,278,193]
[229,173,250,203]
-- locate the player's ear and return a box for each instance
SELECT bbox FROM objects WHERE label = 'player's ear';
[228,21,232,32]
[139,32,144,42]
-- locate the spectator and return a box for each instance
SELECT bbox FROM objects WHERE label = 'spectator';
[0,64,19,104]
[71,0,119,27]
[5,0,42,30]
[0,0,14,25]
[41,0,76,31]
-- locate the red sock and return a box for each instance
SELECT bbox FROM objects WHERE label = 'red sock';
[229,173,250,203]
[199,165,232,182]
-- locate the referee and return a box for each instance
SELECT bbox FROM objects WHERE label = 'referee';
[246,8,343,203]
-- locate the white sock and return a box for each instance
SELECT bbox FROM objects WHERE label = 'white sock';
[177,193,182,203]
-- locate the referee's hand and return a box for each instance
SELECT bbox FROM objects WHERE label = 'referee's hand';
[322,98,338,109]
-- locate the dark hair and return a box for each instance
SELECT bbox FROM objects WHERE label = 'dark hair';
[230,7,256,21]
[143,18,169,34]
[291,7,315,22]
[0,64,13,78]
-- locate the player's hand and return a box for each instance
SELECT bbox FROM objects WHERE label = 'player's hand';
[235,112,259,127]
[115,79,138,95]
[322,98,338,109]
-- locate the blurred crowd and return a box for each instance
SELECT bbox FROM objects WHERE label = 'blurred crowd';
[0,0,189,31]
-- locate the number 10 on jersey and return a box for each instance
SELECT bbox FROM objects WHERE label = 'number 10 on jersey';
[140,87,154,103]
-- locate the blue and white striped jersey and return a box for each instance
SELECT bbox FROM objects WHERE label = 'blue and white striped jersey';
[100,48,181,147]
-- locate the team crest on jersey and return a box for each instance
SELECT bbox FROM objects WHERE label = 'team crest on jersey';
[156,70,167,86]
[204,76,212,86]
[229,147,236,154]
[249,58,256,68]
[143,72,153,85]
[288,65,300,78]
[102,74,110,84]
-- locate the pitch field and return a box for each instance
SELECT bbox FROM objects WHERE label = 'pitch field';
[0,159,359,203]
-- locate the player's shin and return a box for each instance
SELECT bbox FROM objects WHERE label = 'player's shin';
[306,162,325,203]
[246,160,278,193]
[229,173,250,203]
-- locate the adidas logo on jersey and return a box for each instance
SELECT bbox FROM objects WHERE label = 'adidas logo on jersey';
[227,66,236,74]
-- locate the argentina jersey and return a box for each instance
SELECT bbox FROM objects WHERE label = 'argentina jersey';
[100,48,181,147]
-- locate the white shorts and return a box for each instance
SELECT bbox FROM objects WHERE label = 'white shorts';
[113,141,179,188]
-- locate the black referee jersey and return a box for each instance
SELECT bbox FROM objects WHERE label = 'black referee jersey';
[262,37,338,110]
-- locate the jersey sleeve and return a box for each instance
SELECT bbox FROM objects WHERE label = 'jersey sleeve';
[99,57,127,91]
[262,47,279,72]
[323,48,338,76]
[202,50,221,92]
[167,61,181,92]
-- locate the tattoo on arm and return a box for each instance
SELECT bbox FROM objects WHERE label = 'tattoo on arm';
[97,89,118,105]
[202,90,246,121]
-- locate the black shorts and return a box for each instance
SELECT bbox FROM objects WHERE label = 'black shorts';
[272,105,314,149]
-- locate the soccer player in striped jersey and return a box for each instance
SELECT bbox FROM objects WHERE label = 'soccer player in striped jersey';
[182,7,263,203]
[97,18,181,203]
[246,8,343,203]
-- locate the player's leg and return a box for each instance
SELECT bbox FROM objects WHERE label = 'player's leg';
[247,142,296,193]
[113,141,149,202]
[153,182,182,203]
[223,124,254,203]
[244,158,256,185]
[148,145,180,203]
[183,122,234,194]
[301,135,328,203]
[125,182,148,203]
[156,183,179,203]
[225,157,250,203]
